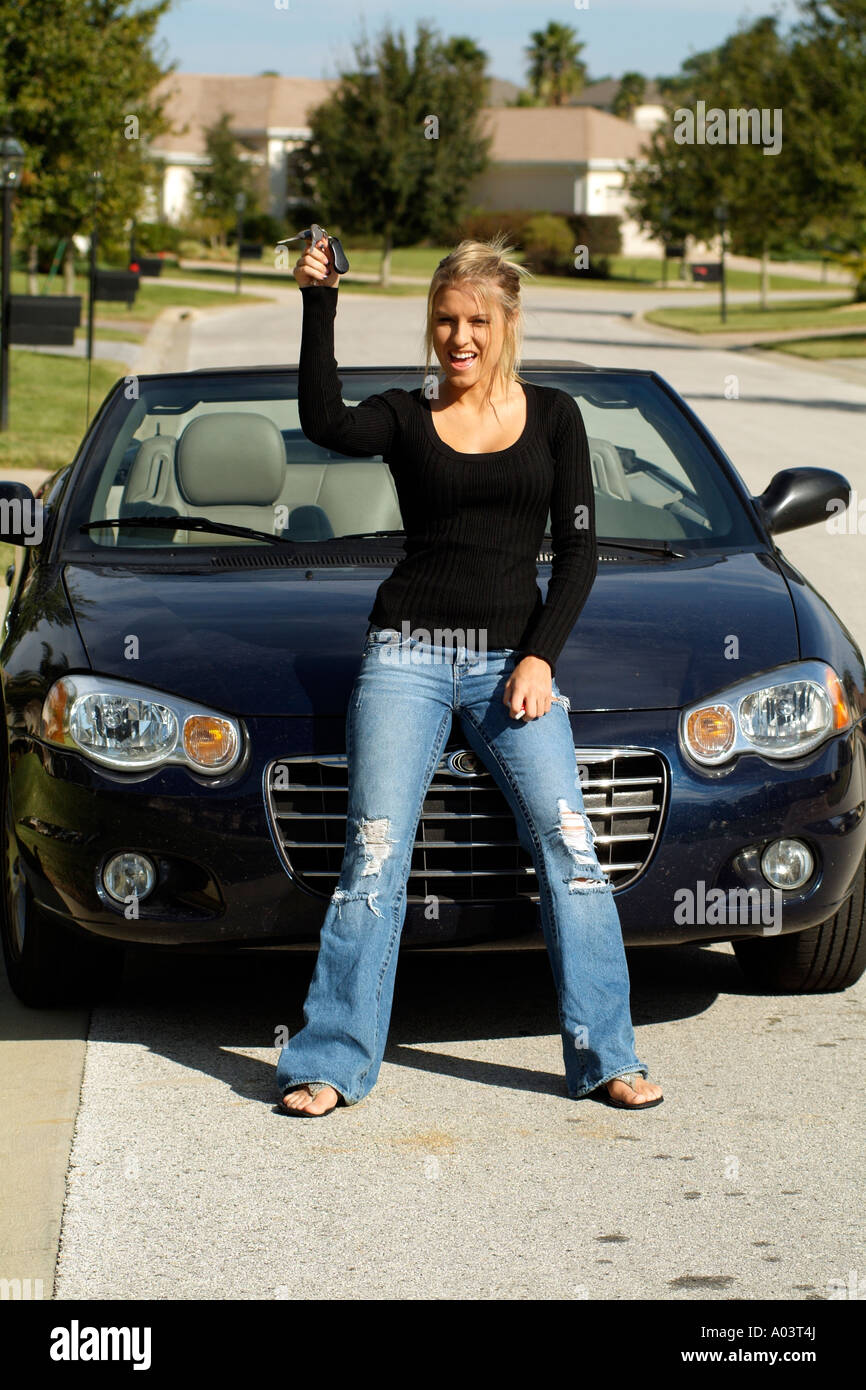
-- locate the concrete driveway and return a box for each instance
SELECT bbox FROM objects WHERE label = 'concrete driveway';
[3,282,864,1302]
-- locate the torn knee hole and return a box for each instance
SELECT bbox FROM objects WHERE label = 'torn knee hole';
[556,800,595,855]
[555,799,608,891]
[331,886,384,919]
[567,876,608,892]
[355,815,396,877]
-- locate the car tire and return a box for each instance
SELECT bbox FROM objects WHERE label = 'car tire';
[0,751,124,1008]
[732,852,866,992]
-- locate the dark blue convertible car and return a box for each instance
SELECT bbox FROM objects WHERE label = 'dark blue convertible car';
[1,361,863,1004]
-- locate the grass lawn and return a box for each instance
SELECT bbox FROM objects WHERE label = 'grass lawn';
[603,257,822,292]
[645,297,866,334]
[172,249,820,296]
[766,333,866,359]
[0,350,130,471]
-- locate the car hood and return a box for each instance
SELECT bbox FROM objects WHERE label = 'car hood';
[63,550,799,716]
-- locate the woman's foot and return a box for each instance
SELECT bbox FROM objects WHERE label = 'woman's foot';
[281,1083,340,1115]
[605,1074,663,1107]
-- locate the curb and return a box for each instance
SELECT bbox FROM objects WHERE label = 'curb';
[135,306,197,375]
[0,971,89,1299]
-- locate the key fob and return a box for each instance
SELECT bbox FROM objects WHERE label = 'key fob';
[327,236,350,275]
[311,224,349,275]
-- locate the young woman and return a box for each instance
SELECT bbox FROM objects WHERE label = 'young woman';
[276,233,663,1117]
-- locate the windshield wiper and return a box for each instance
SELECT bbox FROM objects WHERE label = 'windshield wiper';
[81,518,685,558]
[598,538,685,558]
[80,516,295,546]
[336,531,406,540]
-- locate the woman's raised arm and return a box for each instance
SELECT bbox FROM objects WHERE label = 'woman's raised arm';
[295,237,400,459]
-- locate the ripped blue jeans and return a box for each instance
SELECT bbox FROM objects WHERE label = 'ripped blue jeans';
[275,626,648,1106]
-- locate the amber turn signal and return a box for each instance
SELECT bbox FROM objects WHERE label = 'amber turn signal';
[183,715,239,767]
[685,703,736,757]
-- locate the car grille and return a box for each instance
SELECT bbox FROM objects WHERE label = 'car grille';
[266,746,667,903]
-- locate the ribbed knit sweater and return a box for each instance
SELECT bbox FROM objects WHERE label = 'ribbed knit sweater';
[297,284,597,678]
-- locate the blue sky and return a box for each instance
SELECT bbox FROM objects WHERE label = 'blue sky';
[156,0,803,84]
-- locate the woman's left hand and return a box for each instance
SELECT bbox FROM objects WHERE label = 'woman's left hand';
[503,655,553,720]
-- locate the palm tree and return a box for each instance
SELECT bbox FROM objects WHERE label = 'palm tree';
[525,22,587,106]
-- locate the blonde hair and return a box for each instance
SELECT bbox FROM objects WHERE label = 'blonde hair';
[421,233,535,415]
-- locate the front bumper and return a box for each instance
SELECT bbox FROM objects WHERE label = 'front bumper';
[11,708,865,950]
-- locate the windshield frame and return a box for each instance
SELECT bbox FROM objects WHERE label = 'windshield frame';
[51,365,768,568]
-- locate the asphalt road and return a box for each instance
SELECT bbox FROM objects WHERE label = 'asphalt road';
[50,943,863,1301]
[7,282,866,1301]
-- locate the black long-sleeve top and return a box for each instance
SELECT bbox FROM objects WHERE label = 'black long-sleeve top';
[297,284,597,678]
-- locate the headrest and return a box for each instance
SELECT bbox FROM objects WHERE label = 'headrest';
[175,412,286,505]
[286,505,334,541]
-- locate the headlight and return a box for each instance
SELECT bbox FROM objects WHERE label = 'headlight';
[681,661,852,766]
[42,675,242,773]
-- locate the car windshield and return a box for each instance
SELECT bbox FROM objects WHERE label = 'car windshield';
[59,369,760,555]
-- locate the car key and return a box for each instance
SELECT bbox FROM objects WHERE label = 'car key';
[277,224,350,276]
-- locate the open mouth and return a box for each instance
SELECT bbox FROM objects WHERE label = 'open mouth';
[449,351,477,368]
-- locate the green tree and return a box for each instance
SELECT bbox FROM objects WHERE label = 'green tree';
[0,0,174,292]
[612,72,647,120]
[624,17,805,307]
[189,113,261,250]
[289,20,492,286]
[787,0,866,298]
[525,21,587,105]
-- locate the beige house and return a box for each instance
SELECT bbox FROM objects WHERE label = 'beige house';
[146,72,664,256]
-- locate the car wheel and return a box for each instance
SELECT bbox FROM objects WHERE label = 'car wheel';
[0,755,124,1008]
[732,852,866,993]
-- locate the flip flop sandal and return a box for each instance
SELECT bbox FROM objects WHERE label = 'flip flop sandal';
[597,1072,664,1110]
[279,1081,344,1117]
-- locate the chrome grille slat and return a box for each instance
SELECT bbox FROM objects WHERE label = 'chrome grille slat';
[266,746,668,902]
[281,832,654,849]
[293,862,648,878]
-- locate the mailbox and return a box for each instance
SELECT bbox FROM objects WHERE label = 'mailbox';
[129,256,163,277]
[8,295,82,346]
[93,269,140,306]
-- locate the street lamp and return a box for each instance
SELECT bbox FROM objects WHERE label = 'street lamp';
[714,200,729,326]
[235,191,246,294]
[86,168,103,366]
[1,127,26,432]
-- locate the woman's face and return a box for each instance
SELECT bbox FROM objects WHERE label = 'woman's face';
[431,282,509,389]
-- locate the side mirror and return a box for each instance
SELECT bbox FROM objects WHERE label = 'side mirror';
[752,467,851,537]
[0,481,43,546]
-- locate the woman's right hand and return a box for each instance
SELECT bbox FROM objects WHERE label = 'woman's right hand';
[293,235,341,289]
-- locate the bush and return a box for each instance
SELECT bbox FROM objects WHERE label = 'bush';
[454,209,538,246]
[451,209,622,277]
[563,213,622,258]
[230,211,287,247]
[554,213,622,278]
[134,221,186,254]
[519,214,576,275]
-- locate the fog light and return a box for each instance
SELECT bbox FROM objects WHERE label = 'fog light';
[102,852,157,904]
[760,839,813,890]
